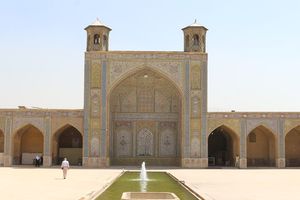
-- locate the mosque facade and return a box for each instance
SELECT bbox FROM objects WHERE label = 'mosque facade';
[0,20,300,168]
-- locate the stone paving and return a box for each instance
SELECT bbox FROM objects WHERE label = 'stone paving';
[0,167,300,200]
[168,168,300,200]
[0,167,121,200]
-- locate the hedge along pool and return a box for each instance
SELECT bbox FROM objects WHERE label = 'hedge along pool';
[96,171,200,200]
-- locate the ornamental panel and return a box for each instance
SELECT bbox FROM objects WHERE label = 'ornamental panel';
[137,128,154,156]
[159,128,176,157]
[91,61,101,88]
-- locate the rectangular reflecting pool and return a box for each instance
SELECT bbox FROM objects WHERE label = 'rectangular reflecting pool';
[96,172,199,200]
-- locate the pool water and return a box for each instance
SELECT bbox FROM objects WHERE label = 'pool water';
[96,171,198,200]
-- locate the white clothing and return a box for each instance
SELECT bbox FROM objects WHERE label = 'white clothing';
[61,160,70,179]
[61,160,70,168]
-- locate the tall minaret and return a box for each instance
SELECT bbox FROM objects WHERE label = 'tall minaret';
[182,20,208,52]
[85,18,111,51]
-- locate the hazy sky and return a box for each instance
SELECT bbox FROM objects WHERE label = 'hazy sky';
[0,0,299,111]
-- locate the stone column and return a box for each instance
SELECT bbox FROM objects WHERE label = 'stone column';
[43,116,52,166]
[276,119,285,168]
[239,119,247,168]
[4,116,12,166]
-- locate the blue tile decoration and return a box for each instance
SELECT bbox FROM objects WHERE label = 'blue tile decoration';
[101,61,107,157]
[184,61,190,157]
[83,60,90,157]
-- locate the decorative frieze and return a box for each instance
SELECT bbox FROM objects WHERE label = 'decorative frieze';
[86,51,205,61]
[113,113,178,121]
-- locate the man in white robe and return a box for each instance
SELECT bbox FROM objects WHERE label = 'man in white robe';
[61,158,70,179]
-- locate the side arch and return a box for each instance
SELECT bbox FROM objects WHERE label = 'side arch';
[51,119,83,137]
[247,125,277,166]
[247,123,277,137]
[285,125,300,167]
[284,120,300,136]
[207,119,241,137]
[12,124,44,165]
[52,124,83,165]
[207,125,240,166]
[12,119,45,135]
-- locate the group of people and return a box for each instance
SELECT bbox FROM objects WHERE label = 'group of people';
[34,155,43,167]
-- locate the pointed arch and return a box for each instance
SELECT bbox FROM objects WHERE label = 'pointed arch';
[12,124,44,165]
[108,66,184,98]
[109,68,182,166]
[285,125,300,167]
[208,125,240,166]
[52,124,83,165]
[52,123,83,138]
[13,120,45,136]
[207,119,241,137]
[284,121,300,136]
[247,123,277,137]
[247,125,277,167]
[193,34,199,46]
[93,34,100,44]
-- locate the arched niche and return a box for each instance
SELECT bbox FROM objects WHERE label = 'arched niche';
[52,124,83,165]
[247,125,277,167]
[109,69,182,166]
[13,124,44,165]
[285,125,300,167]
[208,125,239,166]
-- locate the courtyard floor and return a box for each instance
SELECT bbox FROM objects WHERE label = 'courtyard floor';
[0,166,299,200]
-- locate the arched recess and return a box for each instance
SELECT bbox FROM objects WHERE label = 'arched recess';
[52,124,83,165]
[109,66,183,96]
[285,125,300,167]
[0,129,4,153]
[208,125,240,166]
[108,68,182,166]
[12,124,44,165]
[247,125,277,167]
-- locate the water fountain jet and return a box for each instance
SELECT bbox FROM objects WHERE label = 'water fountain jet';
[140,161,148,192]
[140,161,148,181]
